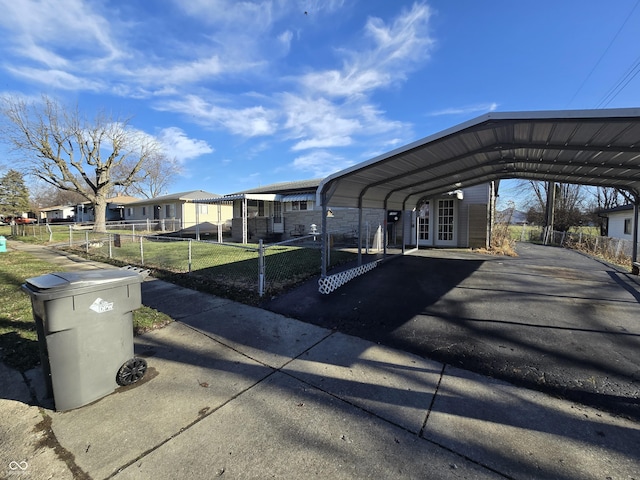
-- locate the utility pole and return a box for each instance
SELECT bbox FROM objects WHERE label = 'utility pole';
[544,181,556,244]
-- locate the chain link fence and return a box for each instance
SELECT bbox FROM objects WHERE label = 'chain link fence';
[63,230,356,300]
[8,220,231,244]
[549,230,637,266]
[515,225,638,267]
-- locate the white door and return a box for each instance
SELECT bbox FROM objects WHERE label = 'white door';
[435,198,457,246]
[272,201,284,233]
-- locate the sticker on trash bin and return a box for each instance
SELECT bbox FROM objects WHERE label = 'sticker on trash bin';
[90,297,114,313]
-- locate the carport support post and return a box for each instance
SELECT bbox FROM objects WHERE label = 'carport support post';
[544,181,556,245]
[321,193,328,277]
[357,199,363,266]
[632,199,639,274]
[195,201,200,241]
[401,201,408,254]
[242,197,248,245]
[382,200,388,258]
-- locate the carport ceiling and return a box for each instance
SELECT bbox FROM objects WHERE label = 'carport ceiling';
[318,108,640,210]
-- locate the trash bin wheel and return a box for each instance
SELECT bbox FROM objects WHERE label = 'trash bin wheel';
[116,357,147,386]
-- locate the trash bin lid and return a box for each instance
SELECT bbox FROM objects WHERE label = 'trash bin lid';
[23,269,143,298]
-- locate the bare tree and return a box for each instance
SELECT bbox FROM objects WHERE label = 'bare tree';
[31,181,88,209]
[113,154,181,199]
[520,180,586,231]
[0,95,163,231]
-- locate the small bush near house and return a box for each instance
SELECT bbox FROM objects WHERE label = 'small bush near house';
[477,222,517,256]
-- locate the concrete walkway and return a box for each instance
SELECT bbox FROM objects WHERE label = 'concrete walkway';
[1,241,639,479]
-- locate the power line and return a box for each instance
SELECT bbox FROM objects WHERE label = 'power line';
[566,0,640,107]
[595,54,640,108]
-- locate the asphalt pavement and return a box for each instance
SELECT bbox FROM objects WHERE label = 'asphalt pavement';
[1,240,639,479]
[264,243,640,421]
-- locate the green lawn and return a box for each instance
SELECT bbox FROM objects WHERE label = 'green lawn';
[0,249,172,372]
[66,234,357,299]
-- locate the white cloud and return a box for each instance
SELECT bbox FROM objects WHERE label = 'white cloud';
[0,0,428,166]
[157,95,278,137]
[0,0,122,65]
[278,30,294,53]
[281,94,409,152]
[289,150,354,177]
[132,56,224,88]
[6,67,105,92]
[428,103,499,116]
[283,95,359,150]
[300,2,434,98]
[157,127,214,163]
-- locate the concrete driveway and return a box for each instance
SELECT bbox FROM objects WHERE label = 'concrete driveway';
[264,243,640,421]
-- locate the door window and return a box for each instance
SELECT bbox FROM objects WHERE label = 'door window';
[418,200,429,241]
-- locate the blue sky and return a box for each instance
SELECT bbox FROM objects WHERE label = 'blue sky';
[1,0,639,208]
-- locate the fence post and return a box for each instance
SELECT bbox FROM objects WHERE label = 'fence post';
[365,222,370,254]
[616,239,623,258]
[69,225,73,247]
[188,239,192,273]
[85,231,89,254]
[109,233,113,259]
[258,239,265,297]
[140,236,144,266]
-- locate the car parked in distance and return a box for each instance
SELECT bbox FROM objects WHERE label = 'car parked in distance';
[5,216,38,225]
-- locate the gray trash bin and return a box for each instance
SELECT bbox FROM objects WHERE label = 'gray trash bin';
[22,269,147,411]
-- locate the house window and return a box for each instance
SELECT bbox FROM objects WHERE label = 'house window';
[624,218,632,235]
[142,206,147,216]
[165,204,175,217]
[292,201,308,211]
[247,200,264,217]
[127,208,133,217]
[198,204,208,214]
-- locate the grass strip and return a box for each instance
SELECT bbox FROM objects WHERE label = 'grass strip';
[0,250,172,372]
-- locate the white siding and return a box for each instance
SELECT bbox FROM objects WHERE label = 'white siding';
[457,184,490,247]
[608,211,634,239]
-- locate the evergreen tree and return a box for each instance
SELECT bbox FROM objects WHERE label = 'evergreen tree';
[0,169,30,216]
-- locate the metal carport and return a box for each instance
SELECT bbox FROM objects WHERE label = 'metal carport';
[317,108,640,284]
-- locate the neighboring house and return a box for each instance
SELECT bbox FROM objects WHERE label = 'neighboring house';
[202,179,495,248]
[123,190,233,235]
[39,196,139,223]
[225,179,324,243]
[202,179,383,244]
[40,204,76,222]
[599,204,635,239]
[71,196,141,223]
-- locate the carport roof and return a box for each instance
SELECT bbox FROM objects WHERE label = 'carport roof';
[318,108,640,210]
